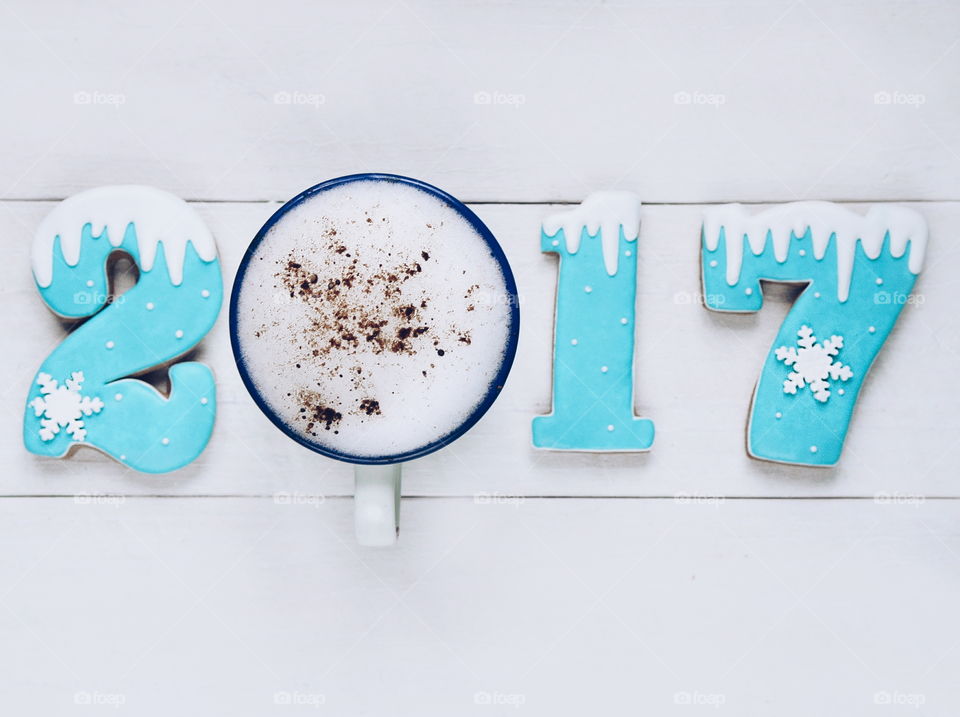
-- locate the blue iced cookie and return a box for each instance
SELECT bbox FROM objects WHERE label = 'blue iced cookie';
[24,186,222,473]
[700,201,928,466]
[532,192,655,451]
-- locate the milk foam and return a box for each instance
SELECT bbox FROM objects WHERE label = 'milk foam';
[235,179,514,458]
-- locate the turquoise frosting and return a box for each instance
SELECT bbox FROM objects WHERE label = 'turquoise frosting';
[702,227,919,466]
[532,225,655,451]
[24,222,222,473]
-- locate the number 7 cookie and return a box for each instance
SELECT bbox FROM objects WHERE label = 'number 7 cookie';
[700,201,927,466]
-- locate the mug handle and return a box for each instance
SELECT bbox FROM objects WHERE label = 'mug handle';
[354,463,401,546]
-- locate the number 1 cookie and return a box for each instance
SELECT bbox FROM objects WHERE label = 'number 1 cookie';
[24,186,222,473]
[700,201,928,466]
[532,192,655,451]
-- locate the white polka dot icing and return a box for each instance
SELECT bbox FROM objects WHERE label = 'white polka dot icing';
[533,192,654,452]
[701,201,928,467]
[23,185,223,474]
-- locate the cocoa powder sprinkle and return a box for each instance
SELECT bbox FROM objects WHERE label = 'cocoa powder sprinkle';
[268,228,470,421]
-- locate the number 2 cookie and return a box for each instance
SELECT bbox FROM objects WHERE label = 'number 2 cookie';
[24,185,222,473]
[532,192,655,451]
[700,201,928,466]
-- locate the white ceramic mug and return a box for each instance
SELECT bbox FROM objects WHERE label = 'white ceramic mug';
[230,174,520,545]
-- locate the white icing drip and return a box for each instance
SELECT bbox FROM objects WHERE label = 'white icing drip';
[702,201,928,302]
[543,191,641,276]
[33,185,217,287]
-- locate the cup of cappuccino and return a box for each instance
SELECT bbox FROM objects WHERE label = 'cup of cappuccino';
[230,174,520,545]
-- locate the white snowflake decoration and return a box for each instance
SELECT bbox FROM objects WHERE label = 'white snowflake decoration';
[29,371,104,442]
[775,325,853,403]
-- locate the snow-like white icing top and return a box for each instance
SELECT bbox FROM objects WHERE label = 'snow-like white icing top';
[703,201,928,302]
[33,185,217,287]
[543,191,641,276]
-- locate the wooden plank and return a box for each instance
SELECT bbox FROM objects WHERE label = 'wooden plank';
[0,497,957,714]
[3,200,956,496]
[0,0,957,202]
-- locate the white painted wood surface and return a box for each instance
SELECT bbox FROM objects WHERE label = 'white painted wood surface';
[0,0,958,203]
[1,498,958,715]
[1,0,958,714]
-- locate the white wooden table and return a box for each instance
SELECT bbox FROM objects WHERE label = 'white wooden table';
[2,1,959,714]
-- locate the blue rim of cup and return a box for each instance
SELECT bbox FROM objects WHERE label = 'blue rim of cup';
[229,173,521,466]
